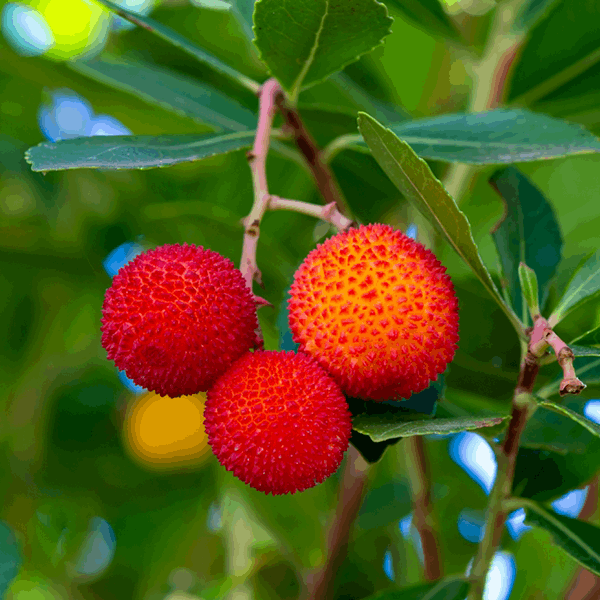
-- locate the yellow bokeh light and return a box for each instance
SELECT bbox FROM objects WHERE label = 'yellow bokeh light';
[28,0,110,60]
[124,392,211,470]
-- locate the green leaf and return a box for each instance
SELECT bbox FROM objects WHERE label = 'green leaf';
[513,436,600,501]
[508,0,600,105]
[520,397,594,454]
[538,400,600,439]
[518,262,541,318]
[522,498,600,576]
[357,112,523,334]
[361,577,468,600]
[570,345,600,358]
[490,167,562,319]
[384,0,461,41]
[69,55,257,132]
[571,325,600,347]
[548,250,600,327]
[352,110,600,163]
[253,0,392,100]
[513,0,562,32]
[93,0,260,93]
[25,132,255,172]
[0,522,21,597]
[352,414,507,442]
[230,0,256,43]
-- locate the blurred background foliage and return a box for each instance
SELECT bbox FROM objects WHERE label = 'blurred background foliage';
[1,0,600,598]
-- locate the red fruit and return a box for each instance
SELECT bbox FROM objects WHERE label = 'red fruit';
[288,223,459,401]
[101,243,258,397]
[204,351,352,495]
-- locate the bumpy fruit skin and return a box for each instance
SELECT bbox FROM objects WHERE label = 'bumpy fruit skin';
[288,223,459,401]
[101,243,258,398]
[204,351,352,495]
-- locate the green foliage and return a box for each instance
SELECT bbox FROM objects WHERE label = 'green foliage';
[2,0,600,598]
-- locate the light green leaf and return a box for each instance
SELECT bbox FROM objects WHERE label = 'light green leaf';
[253,0,392,100]
[518,262,541,318]
[522,498,600,576]
[357,111,523,335]
[571,325,600,347]
[69,55,257,132]
[95,0,260,93]
[570,345,600,358]
[230,0,256,43]
[538,400,600,439]
[352,414,507,442]
[24,132,255,172]
[349,110,600,163]
[549,250,600,327]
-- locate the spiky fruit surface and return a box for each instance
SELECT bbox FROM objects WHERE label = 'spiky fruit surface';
[101,243,258,397]
[204,351,352,495]
[288,224,459,401]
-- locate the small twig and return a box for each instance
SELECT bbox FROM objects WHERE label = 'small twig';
[268,196,356,232]
[274,94,352,216]
[406,436,442,581]
[300,446,370,600]
[240,78,281,291]
[528,316,586,396]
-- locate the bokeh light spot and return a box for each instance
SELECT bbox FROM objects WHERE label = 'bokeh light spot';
[449,432,497,494]
[1,3,54,56]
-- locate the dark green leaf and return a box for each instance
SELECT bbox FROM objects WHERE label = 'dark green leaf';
[350,110,600,163]
[571,325,600,347]
[539,399,600,439]
[253,0,392,99]
[69,55,256,131]
[94,0,260,92]
[513,0,562,32]
[0,521,21,597]
[361,577,468,600]
[513,439,600,501]
[25,132,255,172]
[520,397,594,454]
[357,112,523,334]
[522,498,600,576]
[490,167,562,319]
[549,250,600,327]
[384,0,461,41]
[518,262,541,318]
[352,413,507,442]
[508,0,600,105]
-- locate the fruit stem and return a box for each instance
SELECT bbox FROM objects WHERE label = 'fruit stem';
[300,445,370,600]
[406,436,442,580]
[268,196,356,232]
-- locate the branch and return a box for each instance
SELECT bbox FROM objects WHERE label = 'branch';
[268,196,356,232]
[274,95,352,216]
[406,436,442,580]
[300,445,370,600]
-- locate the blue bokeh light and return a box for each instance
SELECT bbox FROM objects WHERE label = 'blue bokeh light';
[584,400,600,424]
[383,549,394,581]
[458,508,485,543]
[38,89,132,142]
[75,517,116,577]
[398,512,412,538]
[449,432,497,494]
[103,241,144,277]
[505,508,531,541]
[406,223,418,240]
[118,370,146,395]
[1,3,54,56]
[484,551,516,600]
[551,487,588,518]
[111,0,156,31]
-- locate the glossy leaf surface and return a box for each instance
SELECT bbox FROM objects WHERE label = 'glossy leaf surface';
[25,132,255,171]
